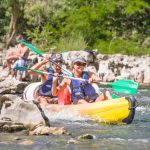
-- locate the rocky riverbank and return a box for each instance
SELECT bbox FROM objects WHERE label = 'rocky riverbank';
[61,51,150,84]
[0,50,150,135]
[1,50,150,84]
[0,77,70,135]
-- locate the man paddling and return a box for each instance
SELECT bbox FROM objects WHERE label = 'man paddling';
[28,53,64,107]
[52,56,112,104]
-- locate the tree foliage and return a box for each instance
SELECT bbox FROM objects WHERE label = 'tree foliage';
[0,0,150,55]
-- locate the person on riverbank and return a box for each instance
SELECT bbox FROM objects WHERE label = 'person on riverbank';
[52,56,112,104]
[5,35,30,80]
[28,53,64,107]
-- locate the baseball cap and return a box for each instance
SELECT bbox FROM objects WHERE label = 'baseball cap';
[71,56,87,64]
[51,53,63,62]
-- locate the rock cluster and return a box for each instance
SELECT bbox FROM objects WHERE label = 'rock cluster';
[0,78,69,135]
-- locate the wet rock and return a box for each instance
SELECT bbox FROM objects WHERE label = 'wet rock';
[29,126,70,135]
[19,140,35,145]
[67,138,80,144]
[78,134,95,140]
[2,124,25,132]
[14,137,21,140]
[0,118,25,132]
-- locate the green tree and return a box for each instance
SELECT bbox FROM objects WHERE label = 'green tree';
[0,0,26,48]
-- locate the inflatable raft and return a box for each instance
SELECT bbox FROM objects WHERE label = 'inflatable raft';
[23,82,136,124]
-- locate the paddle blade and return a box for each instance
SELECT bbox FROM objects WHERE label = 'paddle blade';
[106,80,138,95]
[15,66,44,74]
[15,66,28,71]
[17,40,43,57]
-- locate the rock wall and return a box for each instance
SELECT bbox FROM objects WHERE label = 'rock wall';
[1,49,150,84]
[62,51,150,84]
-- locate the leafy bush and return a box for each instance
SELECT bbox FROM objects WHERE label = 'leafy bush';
[1,0,150,55]
[95,38,150,56]
[55,32,88,52]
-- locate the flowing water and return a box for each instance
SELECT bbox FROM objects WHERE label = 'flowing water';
[0,89,150,150]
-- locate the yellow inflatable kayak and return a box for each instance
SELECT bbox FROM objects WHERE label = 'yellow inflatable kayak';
[46,97,136,124]
[23,82,136,124]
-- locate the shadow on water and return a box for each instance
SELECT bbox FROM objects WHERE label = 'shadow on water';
[0,89,150,150]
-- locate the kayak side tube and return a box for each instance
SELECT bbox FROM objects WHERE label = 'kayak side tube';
[122,96,137,124]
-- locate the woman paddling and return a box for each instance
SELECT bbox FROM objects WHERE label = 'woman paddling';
[28,53,64,107]
[52,56,112,104]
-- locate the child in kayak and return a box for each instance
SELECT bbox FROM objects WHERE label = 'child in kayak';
[28,53,64,107]
[52,56,112,104]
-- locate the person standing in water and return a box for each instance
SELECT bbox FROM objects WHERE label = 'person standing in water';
[52,56,112,104]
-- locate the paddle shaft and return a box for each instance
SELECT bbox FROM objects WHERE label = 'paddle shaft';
[50,73,103,84]
[17,66,102,84]
[17,40,72,75]
[42,54,71,75]
[28,68,96,83]
[15,66,138,95]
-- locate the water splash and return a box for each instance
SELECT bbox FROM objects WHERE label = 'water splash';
[136,106,150,112]
[43,107,91,122]
[107,137,150,143]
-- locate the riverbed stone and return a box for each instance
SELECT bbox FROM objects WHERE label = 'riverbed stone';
[78,133,95,140]
[29,126,70,135]
[67,138,80,144]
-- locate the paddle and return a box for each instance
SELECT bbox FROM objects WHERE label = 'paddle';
[17,40,72,75]
[15,66,138,95]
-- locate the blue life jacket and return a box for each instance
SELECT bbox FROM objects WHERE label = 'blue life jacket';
[70,71,98,103]
[38,68,63,97]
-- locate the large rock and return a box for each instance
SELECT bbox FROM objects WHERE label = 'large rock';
[0,94,46,130]
[0,78,29,94]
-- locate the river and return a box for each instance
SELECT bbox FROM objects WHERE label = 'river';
[0,88,150,150]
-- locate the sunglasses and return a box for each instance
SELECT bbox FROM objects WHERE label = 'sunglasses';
[75,62,86,67]
[52,61,63,66]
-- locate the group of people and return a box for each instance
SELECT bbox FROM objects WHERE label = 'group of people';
[5,35,112,107]
[28,53,112,107]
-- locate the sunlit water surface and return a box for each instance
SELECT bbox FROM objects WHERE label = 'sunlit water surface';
[0,89,150,150]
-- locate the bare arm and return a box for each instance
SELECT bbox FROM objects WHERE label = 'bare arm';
[15,46,29,59]
[20,47,30,59]
[52,77,68,96]
[88,71,102,82]
[28,60,48,75]
[28,54,51,75]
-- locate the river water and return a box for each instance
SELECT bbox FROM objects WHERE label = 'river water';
[0,88,150,150]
